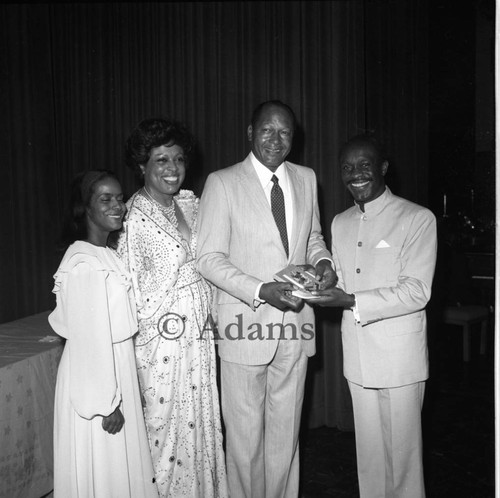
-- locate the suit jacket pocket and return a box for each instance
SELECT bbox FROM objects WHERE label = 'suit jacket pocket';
[384,311,424,337]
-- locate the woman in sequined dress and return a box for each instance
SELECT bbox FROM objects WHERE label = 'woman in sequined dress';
[116,118,228,498]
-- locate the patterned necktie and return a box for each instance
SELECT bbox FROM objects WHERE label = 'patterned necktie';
[270,175,289,257]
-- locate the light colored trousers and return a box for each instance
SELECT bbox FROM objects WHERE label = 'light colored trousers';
[221,338,308,498]
[348,380,426,498]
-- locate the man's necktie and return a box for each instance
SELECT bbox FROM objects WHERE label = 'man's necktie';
[270,175,289,257]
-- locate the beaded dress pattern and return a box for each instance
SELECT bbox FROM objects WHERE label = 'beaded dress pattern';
[116,189,228,497]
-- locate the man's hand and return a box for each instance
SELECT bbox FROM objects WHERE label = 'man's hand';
[102,406,124,434]
[314,260,338,290]
[259,282,303,311]
[310,286,354,308]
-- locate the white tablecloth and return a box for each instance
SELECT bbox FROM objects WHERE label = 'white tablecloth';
[0,311,63,498]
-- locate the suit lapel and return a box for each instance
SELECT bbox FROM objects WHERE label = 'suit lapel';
[238,158,270,215]
[287,163,305,259]
[239,156,289,258]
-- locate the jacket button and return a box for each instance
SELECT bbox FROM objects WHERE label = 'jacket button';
[358,241,362,247]
[356,268,361,273]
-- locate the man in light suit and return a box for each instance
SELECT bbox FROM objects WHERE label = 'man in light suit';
[196,100,335,498]
[313,135,437,498]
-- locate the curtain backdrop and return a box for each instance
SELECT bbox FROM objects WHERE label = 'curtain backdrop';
[0,1,428,430]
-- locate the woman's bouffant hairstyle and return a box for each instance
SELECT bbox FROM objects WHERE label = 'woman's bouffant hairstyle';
[60,169,119,249]
[125,118,195,181]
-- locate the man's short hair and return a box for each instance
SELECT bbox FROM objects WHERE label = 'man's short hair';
[339,134,387,163]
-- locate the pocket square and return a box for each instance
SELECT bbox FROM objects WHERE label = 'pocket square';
[375,240,391,248]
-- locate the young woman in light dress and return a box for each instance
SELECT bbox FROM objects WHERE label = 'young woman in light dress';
[49,170,158,497]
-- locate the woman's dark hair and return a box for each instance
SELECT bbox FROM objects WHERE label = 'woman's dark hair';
[125,117,195,181]
[60,169,119,249]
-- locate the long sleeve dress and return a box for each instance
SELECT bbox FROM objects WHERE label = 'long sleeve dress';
[116,189,228,498]
[48,240,158,498]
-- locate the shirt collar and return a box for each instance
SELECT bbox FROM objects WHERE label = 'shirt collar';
[355,186,391,215]
[250,151,286,189]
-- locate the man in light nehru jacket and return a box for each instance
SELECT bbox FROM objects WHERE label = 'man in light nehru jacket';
[313,134,437,498]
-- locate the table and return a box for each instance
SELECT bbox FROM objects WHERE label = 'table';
[0,311,63,498]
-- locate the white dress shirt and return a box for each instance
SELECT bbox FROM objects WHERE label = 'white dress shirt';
[250,152,333,303]
[250,152,293,303]
[250,151,294,244]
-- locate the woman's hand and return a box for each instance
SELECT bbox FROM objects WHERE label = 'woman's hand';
[102,406,124,434]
